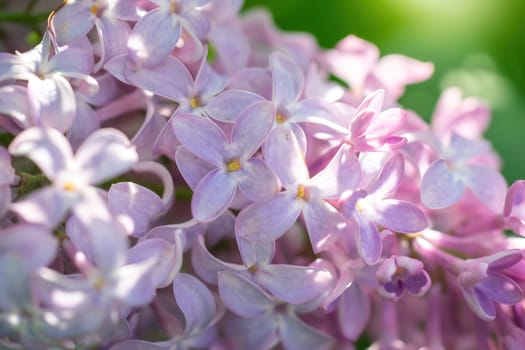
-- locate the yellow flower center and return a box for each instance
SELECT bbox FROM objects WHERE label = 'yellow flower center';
[189,97,200,109]
[170,0,177,13]
[90,3,98,15]
[275,114,286,124]
[296,184,308,200]
[63,182,76,192]
[226,158,241,172]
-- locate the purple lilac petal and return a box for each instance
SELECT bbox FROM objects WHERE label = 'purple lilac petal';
[95,16,130,68]
[448,133,490,163]
[192,169,237,222]
[228,67,273,99]
[49,47,94,76]
[126,238,178,288]
[110,340,170,350]
[237,235,275,267]
[51,1,95,45]
[175,145,215,190]
[232,101,274,157]
[264,126,309,189]
[485,250,524,270]
[270,52,304,108]
[302,199,344,253]
[463,287,496,320]
[475,273,523,304]
[172,114,226,166]
[403,270,431,296]
[371,199,428,233]
[279,313,335,350]
[10,187,72,228]
[218,270,273,318]
[0,85,31,128]
[191,235,247,284]
[123,56,193,102]
[354,212,382,265]
[236,192,302,242]
[108,182,165,237]
[112,259,158,307]
[458,164,507,212]
[128,9,181,67]
[173,273,216,332]
[308,145,361,199]
[194,59,228,101]
[255,264,332,304]
[0,224,57,272]
[350,108,376,139]
[367,153,404,199]
[237,159,279,202]
[209,23,250,74]
[421,159,465,209]
[338,282,370,341]
[205,89,265,123]
[85,218,128,275]
[67,97,100,149]
[179,4,211,40]
[27,74,76,132]
[223,313,278,350]
[75,128,138,184]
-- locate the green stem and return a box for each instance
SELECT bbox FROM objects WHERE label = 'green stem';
[0,12,48,26]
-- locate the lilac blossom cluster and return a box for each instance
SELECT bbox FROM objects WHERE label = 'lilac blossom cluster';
[2,1,525,349]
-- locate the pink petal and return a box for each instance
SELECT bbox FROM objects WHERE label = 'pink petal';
[476,273,523,305]
[367,153,404,199]
[354,213,382,265]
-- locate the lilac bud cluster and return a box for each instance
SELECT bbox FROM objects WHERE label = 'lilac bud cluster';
[1,1,525,349]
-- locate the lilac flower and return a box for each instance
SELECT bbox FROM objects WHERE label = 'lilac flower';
[192,234,333,305]
[172,101,278,222]
[218,270,335,350]
[375,255,431,299]
[8,127,138,227]
[340,153,428,265]
[420,133,507,211]
[110,273,218,350]
[237,130,360,253]
[323,34,434,104]
[0,224,57,338]
[127,0,210,66]
[503,180,525,235]
[51,0,133,70]
[457,250,524,320]
[0,35,97,132]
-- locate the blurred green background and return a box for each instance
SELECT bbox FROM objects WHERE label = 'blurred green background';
[1,0,525,182]
[244,0,525,183]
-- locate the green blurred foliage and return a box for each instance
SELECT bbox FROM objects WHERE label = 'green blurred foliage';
[244,0,525,182]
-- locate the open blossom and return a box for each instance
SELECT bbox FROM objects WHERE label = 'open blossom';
[173,101,278,222]
[8,127,138,227]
